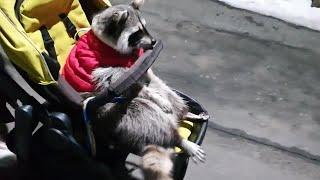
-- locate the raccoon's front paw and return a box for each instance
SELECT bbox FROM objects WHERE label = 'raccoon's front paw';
[181,139,206,163]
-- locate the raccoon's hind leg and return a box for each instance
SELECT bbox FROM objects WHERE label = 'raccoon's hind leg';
[172,129,206,163]
[180,139,206,163]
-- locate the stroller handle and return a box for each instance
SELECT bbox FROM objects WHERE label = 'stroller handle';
[85,40,163,113]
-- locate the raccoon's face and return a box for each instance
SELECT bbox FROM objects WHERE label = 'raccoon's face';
[91,0,155,54]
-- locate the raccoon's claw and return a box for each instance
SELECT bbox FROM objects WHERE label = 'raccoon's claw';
[181,139,206,163]
[158,100,173,113]
[199,113,210,120]
[161,105,173,113]
[194,148,206,163]
[183,112,209,122]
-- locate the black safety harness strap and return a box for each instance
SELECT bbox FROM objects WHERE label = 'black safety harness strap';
[59,13,78,40]
[40,26,57,59]
[39,26,60,80]
[39,13,79,80]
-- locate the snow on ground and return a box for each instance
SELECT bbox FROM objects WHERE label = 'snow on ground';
[218,0,320,31]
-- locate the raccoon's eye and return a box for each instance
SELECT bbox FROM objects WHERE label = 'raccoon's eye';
[112,12,120,21]
[113,12,119,17]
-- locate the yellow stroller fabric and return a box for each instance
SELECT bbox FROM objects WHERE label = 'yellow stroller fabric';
[0,0,110,85]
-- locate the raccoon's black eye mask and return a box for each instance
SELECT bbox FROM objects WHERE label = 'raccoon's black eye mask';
[128,29,144,46]
[104,11,129,41]
[128,29,154,50]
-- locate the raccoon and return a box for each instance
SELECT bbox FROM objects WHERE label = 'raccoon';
[90,0,206,163]
[141,145,174,180]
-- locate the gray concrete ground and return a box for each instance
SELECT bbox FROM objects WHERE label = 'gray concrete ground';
[185,129,320,180]
[127,129,320,180]
[113,0,320,157]
[113,0,320,178]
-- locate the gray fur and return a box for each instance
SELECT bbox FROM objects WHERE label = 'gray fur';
[92,67,188,152]
[142,145,174,180]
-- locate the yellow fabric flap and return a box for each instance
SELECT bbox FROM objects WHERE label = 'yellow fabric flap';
[0,1,55,85]
[19,0,90,71]
[94,0,112,8]
[0,0,91,85]
[175,120,194,153]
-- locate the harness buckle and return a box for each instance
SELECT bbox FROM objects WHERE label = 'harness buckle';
[111,96,127,103]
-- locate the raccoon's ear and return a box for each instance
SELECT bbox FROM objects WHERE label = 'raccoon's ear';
[131,0,144,9]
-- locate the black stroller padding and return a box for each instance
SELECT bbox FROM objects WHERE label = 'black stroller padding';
[5,104,115,180]
[30,122,115,180]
